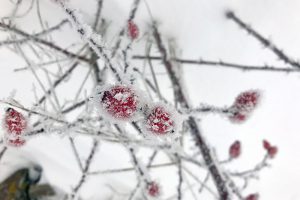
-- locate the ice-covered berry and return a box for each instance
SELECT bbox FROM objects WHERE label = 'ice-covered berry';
[263,140,278,158]
[245,193,259,200]
[100,85,139,120]
[127,20,139,40]
[4,108,27,135]
[229,90,260,123]
[145,106,175,135]
[147,181,160,198]
[229,140,241,159]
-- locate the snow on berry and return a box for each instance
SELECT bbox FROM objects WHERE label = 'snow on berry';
[146,181,161,198]
[94,85,142,121]
[144,103,181,137]
[263,140,278,158]
[229,140,241,159]
[127,20,139,40]
[245,193,259,200]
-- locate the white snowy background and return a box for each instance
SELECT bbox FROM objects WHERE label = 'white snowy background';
[0,0,300,199]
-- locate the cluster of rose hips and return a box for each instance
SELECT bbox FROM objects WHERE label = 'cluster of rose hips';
[2,108,27,147]
[229,90,260,123]
[228,139,277,200]
[229,139,278,159]
[96,85,180,137]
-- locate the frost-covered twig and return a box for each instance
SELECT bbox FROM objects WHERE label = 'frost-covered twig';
[153,24,230,199]
[0,19,68,47]
[0,147,7,162]
[61,98,88,114]
[226,10,300,69]
[133,55,300,73]
[69,137,84,172]
[179,105,232,116]
[88,162,176,175]
[0,100,67,124]
[70,137,100,199]
[37,62,78,105]
[56,1,122,82]
[92,0,104,30]
[0,22,90,63]
[177,156,183,200]
[229,154,270,178]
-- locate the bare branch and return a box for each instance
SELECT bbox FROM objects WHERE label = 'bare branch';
[226,10,300,69]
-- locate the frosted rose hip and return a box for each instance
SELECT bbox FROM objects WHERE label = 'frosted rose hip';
[5,108,27,135]
[100,85,138,119]
[234,90,260,112]
[146,106,175,135]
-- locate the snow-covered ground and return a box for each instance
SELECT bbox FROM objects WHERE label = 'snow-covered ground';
[1,0,300,199]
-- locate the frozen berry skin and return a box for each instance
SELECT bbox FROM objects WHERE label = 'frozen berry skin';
[245,193,259,200]
[229,140,241,159]
[146,106,175,135]
[100,85,138,120]
[147,182,160,197]
[5,108,27,135]
[127,20,139,40]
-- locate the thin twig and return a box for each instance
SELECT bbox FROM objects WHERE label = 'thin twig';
[0,147,8,162]
[88,162,176,175]
[226,10,300,69]
[0,19,68,47]
[132,55,300,73]
[0,22,90,62]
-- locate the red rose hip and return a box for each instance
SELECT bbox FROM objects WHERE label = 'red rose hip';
[145,106,175,135]
[4,108,27,135]
[229,140,241,159]
[100,85,138,120]
[127,20,139,40]
[234,90,260,112]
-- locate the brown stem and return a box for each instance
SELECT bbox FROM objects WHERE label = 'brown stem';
[153,25,229,199]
